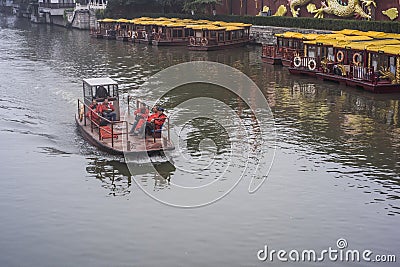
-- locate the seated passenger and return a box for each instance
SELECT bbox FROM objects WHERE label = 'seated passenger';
[129,103,149,134]
[97,98,117,122]
[131,106,157,136]
[95,85,109,100]
[144,107,166,137]
[86,100,100,123]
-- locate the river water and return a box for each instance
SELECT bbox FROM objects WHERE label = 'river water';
[0,15,399,266]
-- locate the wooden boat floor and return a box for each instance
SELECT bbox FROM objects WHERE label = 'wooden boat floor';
[77,114,174,154]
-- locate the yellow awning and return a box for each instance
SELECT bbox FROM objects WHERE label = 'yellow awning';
[335,39,400,49]
[301,33,319,40]
[225,26,244,31]
[336,35,373,41]
[365,31,390,39]
[368,45,400,55]
[333,29,362,35]
[98,18,116,23]
[275,31,304,39]
[186,24,225,31]
[116,18,130,23]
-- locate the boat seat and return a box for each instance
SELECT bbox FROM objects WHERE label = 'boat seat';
[94,97,117,103]
[151,124,165,143]
[100,126,118,140]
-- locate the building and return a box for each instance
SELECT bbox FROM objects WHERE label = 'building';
[0,0,13,13]
[216,0,400,21]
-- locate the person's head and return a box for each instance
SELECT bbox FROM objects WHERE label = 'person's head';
[92,99,97,105]
[103,98,109,104]
[140,102,146,108]
[152,106,158,113]
[157,107,164,114]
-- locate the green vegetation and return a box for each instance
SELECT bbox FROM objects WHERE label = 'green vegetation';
[106,0,221,17]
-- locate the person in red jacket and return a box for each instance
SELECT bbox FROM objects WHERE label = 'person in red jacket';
[132,106,158,136]
[86,99,100,123]
[144,107,167,137]
[97,98,117,121]
[153,108,167,130]
[129,103,149,134]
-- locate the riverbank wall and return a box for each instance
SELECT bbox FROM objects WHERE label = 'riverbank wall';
[29,4,96,30]
[250,25,331,45]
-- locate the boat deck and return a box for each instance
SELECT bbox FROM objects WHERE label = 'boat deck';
[76,114,174,155]
[261,56,282,65]
[316,72,400,93]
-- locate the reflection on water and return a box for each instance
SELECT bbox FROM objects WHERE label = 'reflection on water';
[85,158,176,196]
[0,16,399,215]
[263,72,400,215]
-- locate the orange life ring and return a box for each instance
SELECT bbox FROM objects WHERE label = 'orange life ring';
[79,105,84,122]
[293,56,301,68]
[201,38,208,46]
[189,37,195,46]
[128,31,132,38]
[134,31,138,38]
[308,59,316,71]
[352,52,362,66]
[336,50,344,63]
[155,33,161,41]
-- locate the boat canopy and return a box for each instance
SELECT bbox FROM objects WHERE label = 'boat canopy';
[225,26,244,31]
[116,18,130,23]
[301,33,320,40]
[98,18,116,23]
[83,77,118,87]
[333,29,363,35]
[100,16,252,29]
[186,24,226,31]
[275,32,305,39]
[367,45,400,55]
[335,35,373,41]
[340,39,400,49]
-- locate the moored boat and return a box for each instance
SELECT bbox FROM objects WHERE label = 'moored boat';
[115,18,131,42]
[187,23,251,51]
[262,32,319,66]
[152,22,191,46]
[93,17,252,50]
[97,18,117,40]
[287,29,400,93]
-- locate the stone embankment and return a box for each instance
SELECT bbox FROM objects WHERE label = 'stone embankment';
[250,25,331,45]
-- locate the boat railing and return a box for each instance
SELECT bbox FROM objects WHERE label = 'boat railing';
[127,96,150,114]
[126,96,171,143]
[262,44,277,57]
[156,33,188,42]
[282,48,301,61]
[152,117,171,144]
[352,66,374,82]
[78,99,129,150]
[292,56,319,71]
[190,35,249,47]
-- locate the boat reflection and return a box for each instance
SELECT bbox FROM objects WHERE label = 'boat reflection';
[85,158,176,196]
